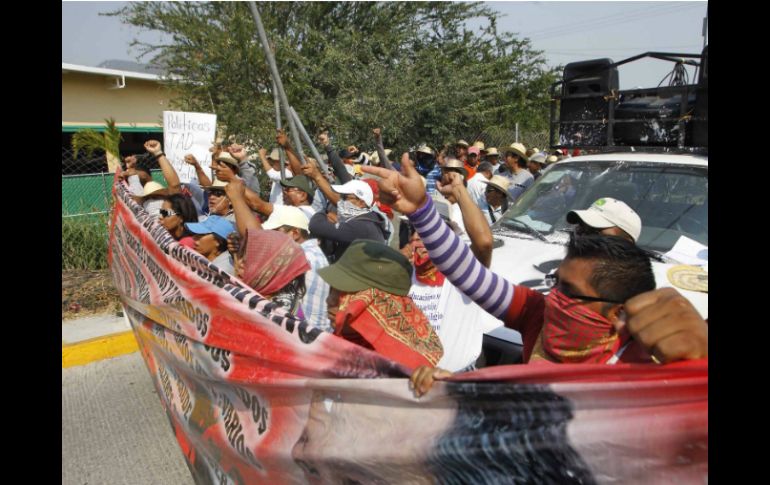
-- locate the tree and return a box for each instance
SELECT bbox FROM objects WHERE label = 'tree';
[71,117,123,172]
[109,2,558,154]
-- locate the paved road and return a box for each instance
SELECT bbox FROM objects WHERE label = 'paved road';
[62,352,193,485]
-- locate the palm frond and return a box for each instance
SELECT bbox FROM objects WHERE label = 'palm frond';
[71,118,123,159]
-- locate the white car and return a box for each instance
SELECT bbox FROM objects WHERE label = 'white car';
[482,152,708,362]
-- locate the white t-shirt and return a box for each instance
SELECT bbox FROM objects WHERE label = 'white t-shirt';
[296,204,317,221]
[466,172,489,211]
[449,203,467,237]
[266,168,293,205]
[409,275,501,372]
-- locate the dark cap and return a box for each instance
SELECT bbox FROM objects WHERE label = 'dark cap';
[279,175,315,197]
[317,240,413,296]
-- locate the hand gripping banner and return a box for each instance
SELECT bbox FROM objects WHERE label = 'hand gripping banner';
[109,178,707,484]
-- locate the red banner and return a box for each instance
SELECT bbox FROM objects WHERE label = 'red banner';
[109,179,707,484]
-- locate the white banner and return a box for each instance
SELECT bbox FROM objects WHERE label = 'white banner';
[162,111,217,183]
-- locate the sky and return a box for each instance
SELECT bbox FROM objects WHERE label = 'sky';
[61,1,708,89]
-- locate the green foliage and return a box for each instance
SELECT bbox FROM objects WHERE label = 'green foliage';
[108,2,559,152]
[62,216,111,270]
[71,118,123,160]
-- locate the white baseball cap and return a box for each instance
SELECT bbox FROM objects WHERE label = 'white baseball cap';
[262,205,310,231]
[566,197,642,242]
[331,180,374,207]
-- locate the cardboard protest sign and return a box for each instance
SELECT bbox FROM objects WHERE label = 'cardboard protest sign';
[109,177,708,484]
[162,111,217,183]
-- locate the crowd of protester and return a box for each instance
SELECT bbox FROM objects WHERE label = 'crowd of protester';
[120,127,708,395]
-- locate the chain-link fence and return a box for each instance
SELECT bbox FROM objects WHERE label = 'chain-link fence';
[62,147,114,271]
[470,127,551,154]
[61,146,123,318]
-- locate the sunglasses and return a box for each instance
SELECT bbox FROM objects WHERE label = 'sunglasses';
[159,209,178,218]
[209,190,226,197]
[543,273,624,304]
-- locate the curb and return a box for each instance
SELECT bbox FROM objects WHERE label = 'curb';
[62,330,139,368]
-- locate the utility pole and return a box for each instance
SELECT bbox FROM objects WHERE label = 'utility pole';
[702,4,708,49]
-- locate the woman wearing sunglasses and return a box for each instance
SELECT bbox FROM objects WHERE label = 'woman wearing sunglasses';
[158,194,199,249]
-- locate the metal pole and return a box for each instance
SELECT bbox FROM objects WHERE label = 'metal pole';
[284,107,307,165]
[248,2,306,165]
[515,123,519,143]
[289,106,329,174]
[271,78,287,181]
[702,5,708,49]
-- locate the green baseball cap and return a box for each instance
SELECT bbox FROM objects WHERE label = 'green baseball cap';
[317,240,414,296]
[279,175,315,197]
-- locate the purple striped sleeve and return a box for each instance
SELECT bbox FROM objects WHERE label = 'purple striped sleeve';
[408,198,514,318]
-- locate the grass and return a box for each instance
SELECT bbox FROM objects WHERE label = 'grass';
[62,215,111,270]
[62,215,120,320]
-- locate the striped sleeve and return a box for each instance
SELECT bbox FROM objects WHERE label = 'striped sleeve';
[408,197,514,319]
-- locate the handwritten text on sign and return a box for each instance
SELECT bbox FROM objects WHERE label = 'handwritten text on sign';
[163,111,217,184]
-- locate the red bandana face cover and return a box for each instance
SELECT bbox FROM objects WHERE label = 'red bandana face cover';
[412,240,445,287]
[539,288,623,363]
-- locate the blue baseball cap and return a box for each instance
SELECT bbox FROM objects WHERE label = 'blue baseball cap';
[184,215,235,240]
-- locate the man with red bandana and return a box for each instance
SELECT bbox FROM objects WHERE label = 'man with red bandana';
[361,159,708,395]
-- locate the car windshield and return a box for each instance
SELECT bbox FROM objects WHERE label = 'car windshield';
[497,160,708,253]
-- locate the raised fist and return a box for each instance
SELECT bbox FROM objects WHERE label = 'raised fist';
[276,129,290,148]
[144,140,162,156]
[227,143,247,161]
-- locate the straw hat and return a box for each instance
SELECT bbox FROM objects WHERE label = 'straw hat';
[215,152,240,169]
[506,142,528,161]
[200,178,229,191]
[369,149,393,165]
[480,175,511,197]
[416,144,434,156]
[138,181,168,199]
[486,147,500,157]
[441,158,469,179]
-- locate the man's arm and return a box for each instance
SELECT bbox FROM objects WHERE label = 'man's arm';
[372,128,394,171]
[183,154,213,187]
[257,147,273,174]
[318,132,352,184]
[242,186,274,217]
[276,129,305,176]
[224,178,262,239]
[436,172,493,268]
[227,144,262,194]
[308,213,370,244]
[145,140,181,194]
[301,158,340,205]
[361,160,515,320]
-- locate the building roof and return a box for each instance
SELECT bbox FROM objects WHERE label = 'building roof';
[97,60,167,76]
[61,62,172,82]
